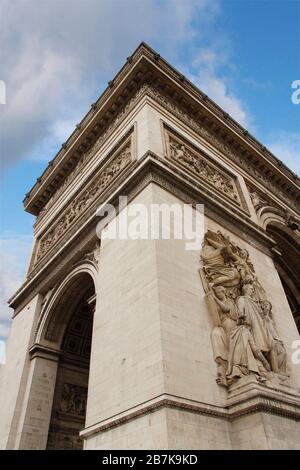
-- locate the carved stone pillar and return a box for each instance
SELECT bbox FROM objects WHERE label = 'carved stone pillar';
[14,346,60,450]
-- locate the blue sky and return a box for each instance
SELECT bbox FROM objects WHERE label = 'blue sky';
[0,0,299,359]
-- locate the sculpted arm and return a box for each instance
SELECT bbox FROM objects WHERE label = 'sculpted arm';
[205,238,224,250]
[223,244,239,262]
[214,296,230,313]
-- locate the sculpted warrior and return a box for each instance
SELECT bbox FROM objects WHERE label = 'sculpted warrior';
[200,229,288,388]
[201,231,240,288]
[226,283,271,384]
[225,244,266,301]
[260,300,287,374]
[210,286,238,386]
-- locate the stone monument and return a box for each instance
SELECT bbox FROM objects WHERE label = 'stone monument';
[0,43,299,450]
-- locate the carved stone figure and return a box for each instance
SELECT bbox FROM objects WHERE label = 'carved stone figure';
[60,383,87,416]
[260,300,287,374]
[286,212,300,232]
[210,286,238,387]
[250,191,268,211]
[201,231,241,289]
[82,240,101,266]
[168,135,240,204]
[227,282,272,384]
[158,88,298,211]
[200,229,288,388]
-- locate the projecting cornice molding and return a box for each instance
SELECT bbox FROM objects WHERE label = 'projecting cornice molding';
[80,379,300,439]
[10,153,277,312]
[23,42,299,217]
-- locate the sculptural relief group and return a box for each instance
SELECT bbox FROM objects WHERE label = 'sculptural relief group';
[200,230,288,388]
[168,134,241,205]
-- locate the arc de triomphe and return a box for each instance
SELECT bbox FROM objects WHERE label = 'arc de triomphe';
[0,43,299,450]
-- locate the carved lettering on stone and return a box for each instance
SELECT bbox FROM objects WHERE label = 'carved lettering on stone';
[199,229,288,388]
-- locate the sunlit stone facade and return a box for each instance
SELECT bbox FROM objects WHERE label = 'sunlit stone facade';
[0,43,299,450]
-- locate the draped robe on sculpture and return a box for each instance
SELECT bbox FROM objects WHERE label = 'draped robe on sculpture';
[227,295,271,380]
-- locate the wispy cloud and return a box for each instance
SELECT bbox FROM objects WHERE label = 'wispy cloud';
[242,77,273,90]
[0,0,219,168]
[192,71,251,127]
[184,44,253,128]
[0,0,222,351]
[266,132,300,176]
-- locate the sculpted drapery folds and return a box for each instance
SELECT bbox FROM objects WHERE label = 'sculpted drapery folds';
[199,229,288,388]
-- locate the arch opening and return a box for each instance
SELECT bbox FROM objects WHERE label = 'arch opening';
[45,272,95,450]
[266,222,300,333]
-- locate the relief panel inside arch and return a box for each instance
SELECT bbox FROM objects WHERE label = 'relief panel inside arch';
[46,286,95,450]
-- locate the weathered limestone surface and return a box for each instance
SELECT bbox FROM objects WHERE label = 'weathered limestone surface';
[14,356,58,450]
[85,409,169,450]
[1,43,299,450]
[82,185,300,449]
[0,295,42,449]
[86,184,164,428]
[230,413,300,450]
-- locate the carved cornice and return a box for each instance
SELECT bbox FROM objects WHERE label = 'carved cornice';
[80,386,300,439]
[24,74,148,215]
[33,130,134,266]
[23,43,299,217]
[9,153,276,312]
[80,396,228,439]
[145,86,300,213]
[29,343,62,362]
[34,88,146,224]
[164,125,248,212]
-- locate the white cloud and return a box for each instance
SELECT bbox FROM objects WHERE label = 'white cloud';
[267,132,300,175]
[0,233,32,346]
[0,0,219,168]
[185,45,252,128]
[193,71,250,127]
[0,1,252,356]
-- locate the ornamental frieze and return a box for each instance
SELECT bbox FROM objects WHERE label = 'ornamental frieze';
[38,85,150,219]
[147,85,299,213]
[35,136,133,264]
[199,229,288,388]
[165,127,244,209]
[36,83,299,219]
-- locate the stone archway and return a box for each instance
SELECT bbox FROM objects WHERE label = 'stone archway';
[266,221,300,333]
[20,264,98,450]
[46,275,95,450]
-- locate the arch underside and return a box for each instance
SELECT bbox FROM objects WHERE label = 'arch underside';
[42,271,96,450]
[266,223,300,332]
